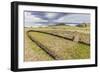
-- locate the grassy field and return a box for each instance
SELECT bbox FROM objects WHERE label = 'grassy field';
[24,29,54,61]
[24,25,90,61]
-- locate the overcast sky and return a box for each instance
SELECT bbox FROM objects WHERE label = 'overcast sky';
[24,11,90,27]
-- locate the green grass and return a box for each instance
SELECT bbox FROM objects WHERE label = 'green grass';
[29,26,90,44]
[30,25,90,33]
[71,43,90,59]
[29,31,90,60]
[24,29,54,61]
[24,25,90,61]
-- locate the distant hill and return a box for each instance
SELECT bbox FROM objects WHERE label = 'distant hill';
[76,23,90,27]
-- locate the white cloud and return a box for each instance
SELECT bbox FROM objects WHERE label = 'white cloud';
[25,12,47,22]
[45,13,59,19]
[56,14,90,23]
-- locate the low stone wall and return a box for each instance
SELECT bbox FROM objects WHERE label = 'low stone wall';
[27,30,90,45]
